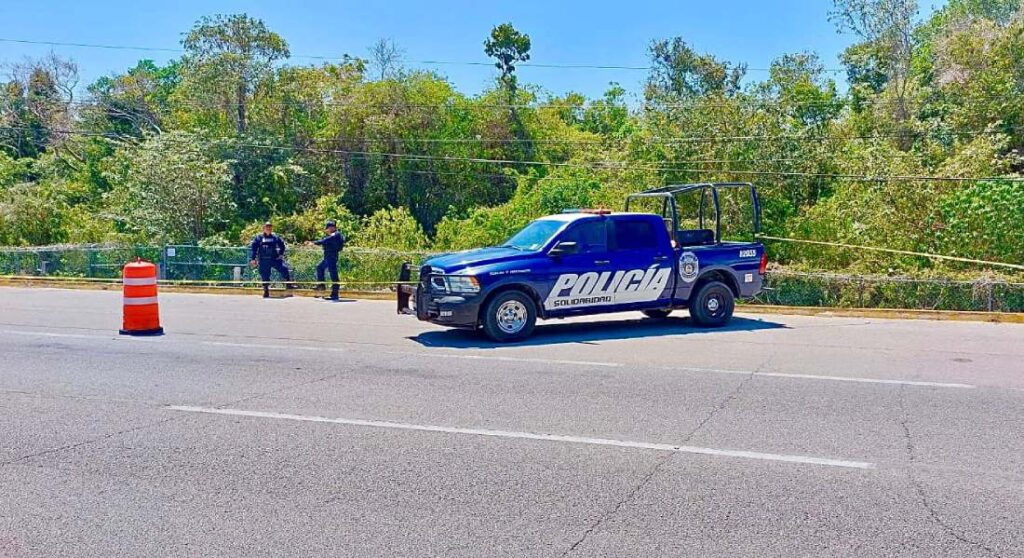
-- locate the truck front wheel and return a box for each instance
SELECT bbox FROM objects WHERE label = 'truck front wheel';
[689,281,734,327]
[481,291,537,342]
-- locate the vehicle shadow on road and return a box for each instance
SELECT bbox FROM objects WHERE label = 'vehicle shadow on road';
[409,316,787,349]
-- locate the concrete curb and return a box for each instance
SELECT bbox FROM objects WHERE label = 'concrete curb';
[1,278,1021,324]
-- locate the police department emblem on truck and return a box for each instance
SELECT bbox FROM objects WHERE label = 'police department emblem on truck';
[397,183,768,342]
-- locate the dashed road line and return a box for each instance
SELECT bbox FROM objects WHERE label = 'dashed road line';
[166,405,876,470]
[669,365,976,389]
[1,327,977,388]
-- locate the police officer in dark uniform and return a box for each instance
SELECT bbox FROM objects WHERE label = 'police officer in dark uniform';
[249,222,296,298]
[313,220,345,301]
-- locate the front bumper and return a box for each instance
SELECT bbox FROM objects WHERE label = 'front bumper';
[397,264,482,328]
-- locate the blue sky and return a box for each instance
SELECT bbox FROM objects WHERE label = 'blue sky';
[0,0,943,101]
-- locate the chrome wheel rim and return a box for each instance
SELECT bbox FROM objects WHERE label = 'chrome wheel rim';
[496,300,528,334]
[706,297,720,313]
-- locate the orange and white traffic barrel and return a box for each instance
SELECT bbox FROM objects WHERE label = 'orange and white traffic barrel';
[120,260,164,336]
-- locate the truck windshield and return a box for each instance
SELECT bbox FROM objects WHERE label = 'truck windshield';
[502,219,564,251]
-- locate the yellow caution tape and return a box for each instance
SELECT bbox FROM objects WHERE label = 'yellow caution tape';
[759,235,1024,271]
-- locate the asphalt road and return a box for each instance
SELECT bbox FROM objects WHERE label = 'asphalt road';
[1,287,1022,557]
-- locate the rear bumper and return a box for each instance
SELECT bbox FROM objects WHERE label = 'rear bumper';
[737,273,765,298]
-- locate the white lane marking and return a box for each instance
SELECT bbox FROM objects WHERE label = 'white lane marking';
[203,341,345,353]
[0,329,163,342]
[202,340,619,368]
[0,328,975,388]
[756,371,975,389]
[166,405,875,470]
[670,366,976,389]
[411,352,621,368]
[0,329,110,340]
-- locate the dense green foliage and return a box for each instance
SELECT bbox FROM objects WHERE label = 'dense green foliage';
[1,2,1022,277]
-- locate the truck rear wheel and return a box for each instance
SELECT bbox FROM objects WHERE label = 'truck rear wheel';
[689,281,734,327]
[481,291,537,342]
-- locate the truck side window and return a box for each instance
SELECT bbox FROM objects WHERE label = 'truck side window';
[560,220,608,254]
[613,219,659,251]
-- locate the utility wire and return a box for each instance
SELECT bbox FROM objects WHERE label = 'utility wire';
[60,90,1024,112]
[8,124,1020,183]
[7,113,1021,147]
[0,37,844,73]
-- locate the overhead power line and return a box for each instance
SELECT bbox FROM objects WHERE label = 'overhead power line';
[5,124,1021,183]
[66,96,845,113]
[0,37,846,73]
[7,114,1021,148]
[60,90,1024,118]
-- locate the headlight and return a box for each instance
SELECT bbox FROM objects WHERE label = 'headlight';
[445,275,480,294]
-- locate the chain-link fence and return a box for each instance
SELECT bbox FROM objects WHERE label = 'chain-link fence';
[757,271,1024,312]
[1,245,1022,312]
[0,245,433,288]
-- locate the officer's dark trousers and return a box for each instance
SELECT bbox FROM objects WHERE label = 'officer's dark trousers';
[258,259,292,288]
[316,257,340,298]
[316,258,339,283]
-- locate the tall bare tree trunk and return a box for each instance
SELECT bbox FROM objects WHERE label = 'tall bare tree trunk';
[236,83,247,135]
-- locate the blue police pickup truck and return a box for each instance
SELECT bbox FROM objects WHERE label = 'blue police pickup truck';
[398,183,768,341]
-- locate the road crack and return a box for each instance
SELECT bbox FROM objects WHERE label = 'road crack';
[897,385,1001,557]
[0,417,178,468]
[559,365,758,557]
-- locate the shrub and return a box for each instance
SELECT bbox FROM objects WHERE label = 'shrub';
[355,206,429,251]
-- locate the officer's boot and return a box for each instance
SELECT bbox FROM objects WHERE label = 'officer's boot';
[262,285,270,298]
[326,283,340,301]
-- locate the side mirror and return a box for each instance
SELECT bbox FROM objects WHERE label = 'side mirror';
[548,241,579,257]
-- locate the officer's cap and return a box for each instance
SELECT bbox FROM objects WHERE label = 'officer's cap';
[325,220,337,228]
[263,221,273,227]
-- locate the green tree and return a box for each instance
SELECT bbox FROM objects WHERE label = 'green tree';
[181,14,290,135]
[238,194,359,243]
[356,206,429,250]
[484,23,534,162]
[106,131,235,243]
[0,54,79,161]
[934,180,1024,263]
[0,181,68,246]
[761,53,843,129]
[579,84,632,137]
[831,0,919,133]
[85,60,181,136]
[0,151,30,187]
[645,38,745,104]
[484,23,531,97]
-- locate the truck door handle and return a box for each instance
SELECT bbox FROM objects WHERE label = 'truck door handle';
[594,260,610,265]
[653,255,669,261]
